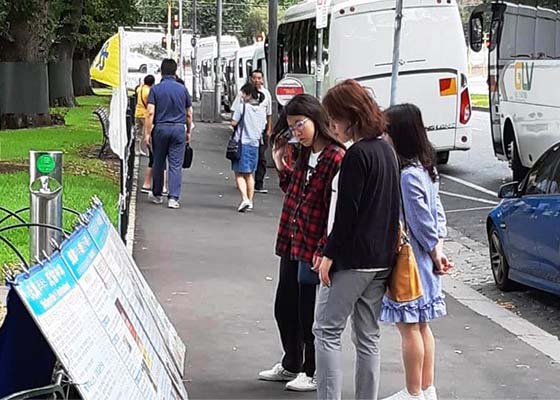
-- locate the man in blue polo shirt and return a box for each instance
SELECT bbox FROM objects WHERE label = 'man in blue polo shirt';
[144,59,193,209]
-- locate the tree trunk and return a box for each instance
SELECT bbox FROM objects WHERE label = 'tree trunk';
[72,55,95,96]
[48,0,83,107]
[0,0,51,129]
[49,43,76,108]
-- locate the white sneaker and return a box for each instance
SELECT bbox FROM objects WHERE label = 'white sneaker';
[423,386,437,400]
[247,201,254,212]
[285,373,317,392]
[168,198,180,209]
[382,389,425,400]
[258,363,298,382]
[238,199,251,213]
[148,193,163,204]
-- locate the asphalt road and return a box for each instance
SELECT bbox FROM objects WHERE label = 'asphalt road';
[437,111,560,339]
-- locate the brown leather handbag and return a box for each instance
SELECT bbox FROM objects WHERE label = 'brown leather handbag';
[387,221,423,302]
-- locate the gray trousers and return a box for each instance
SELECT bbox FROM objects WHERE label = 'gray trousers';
[313,270,387,400]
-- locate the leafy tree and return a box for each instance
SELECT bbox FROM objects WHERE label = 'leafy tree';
[73,0,139,95]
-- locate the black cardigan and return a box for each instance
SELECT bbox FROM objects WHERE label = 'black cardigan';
[323,137,400,271]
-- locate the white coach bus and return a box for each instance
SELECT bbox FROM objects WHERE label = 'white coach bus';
[469,1,560,180]
[276,0,472,164]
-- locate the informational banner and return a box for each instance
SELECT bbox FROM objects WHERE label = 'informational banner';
[12,205,188,400]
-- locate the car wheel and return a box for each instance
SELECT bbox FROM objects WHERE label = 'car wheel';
[436,151,450,165]
[509,140,529,182]
[488,226,517,291]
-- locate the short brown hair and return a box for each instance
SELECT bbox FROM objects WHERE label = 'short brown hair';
[322,80,387,140]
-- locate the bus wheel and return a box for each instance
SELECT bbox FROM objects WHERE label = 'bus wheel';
[509,141,529,182]
[436,151,450,165]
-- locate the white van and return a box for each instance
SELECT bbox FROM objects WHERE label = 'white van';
[277,0,472,163]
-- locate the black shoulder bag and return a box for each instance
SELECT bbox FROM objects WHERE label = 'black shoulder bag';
[226,104,246,161]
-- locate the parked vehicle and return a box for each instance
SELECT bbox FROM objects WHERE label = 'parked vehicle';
[196,36,240,111]
[488,142,560,295]
[469,1,560,181]
[277,0,472,164]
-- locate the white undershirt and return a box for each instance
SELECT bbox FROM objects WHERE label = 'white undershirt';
[307,150,321,184]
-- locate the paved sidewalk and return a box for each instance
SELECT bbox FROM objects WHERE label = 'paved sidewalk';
[133,119,560,399]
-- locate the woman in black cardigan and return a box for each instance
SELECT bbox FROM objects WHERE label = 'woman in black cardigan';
[313,80,401,400]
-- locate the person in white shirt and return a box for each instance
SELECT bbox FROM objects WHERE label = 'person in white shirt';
[231,83,267,212]
[250,69,273,194]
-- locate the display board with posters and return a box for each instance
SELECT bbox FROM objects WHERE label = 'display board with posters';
[12,205,187,400]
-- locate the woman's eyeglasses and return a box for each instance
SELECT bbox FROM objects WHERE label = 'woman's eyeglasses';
[288,118,309,134]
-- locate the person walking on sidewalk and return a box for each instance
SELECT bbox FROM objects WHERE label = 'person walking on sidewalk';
[380,104,453,400]
[134,75,155,157]
[134,75,159,193]
[259,94,344,392]
[314,80,401,400]
[230,83,267,212]
[144,59,193,209]
[250,69,272,194]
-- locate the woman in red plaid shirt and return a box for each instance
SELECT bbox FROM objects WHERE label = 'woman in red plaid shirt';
[258,95,345,392]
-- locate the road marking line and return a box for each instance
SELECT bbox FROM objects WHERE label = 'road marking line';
[445,277,560,363]
[446,206,495,213]
[440,190,499,205]
[440,173,499,198]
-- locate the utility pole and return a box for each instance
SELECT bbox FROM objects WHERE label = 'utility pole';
[178,0,183,79]
[268,0,278,121]
[390,0,404,106]
[192,0,198,100]
[167,0,172,58]
[316,28,323,99]
[214,0,222,122]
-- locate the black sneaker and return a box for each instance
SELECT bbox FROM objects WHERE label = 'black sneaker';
[255,188,268,194]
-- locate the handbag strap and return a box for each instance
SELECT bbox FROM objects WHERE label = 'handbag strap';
[390,147,409,235]
[233,103,247,141]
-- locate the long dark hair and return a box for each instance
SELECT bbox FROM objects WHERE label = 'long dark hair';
[385,103,437,182]
[322,80,387,140]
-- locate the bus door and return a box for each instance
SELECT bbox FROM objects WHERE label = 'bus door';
[488,5,506,157]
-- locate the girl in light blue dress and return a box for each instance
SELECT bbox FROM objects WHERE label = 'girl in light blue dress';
[380,104,453,400]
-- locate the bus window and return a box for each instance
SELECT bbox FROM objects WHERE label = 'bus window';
[499,10,517,58]
[536,13,556,58]
[557,13,560,58]
[307,19,316,74]
[246,59,253,78]
[238,58,244,80]
[257,58,263,71]
[516,10,536,58]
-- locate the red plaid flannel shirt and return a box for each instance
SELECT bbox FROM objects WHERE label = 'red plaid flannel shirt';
[275,143,345,263]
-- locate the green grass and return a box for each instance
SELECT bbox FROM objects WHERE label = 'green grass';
[0,95,120,268]
[471,94,489,108]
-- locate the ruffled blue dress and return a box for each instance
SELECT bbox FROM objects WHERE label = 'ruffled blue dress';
[380,164,448,323]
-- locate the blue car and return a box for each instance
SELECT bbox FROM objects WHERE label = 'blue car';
[487,142,560,295]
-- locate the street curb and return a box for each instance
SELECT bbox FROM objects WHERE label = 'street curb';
[125,154,140,256]
[444,227,560,363]
[473,106,489,113]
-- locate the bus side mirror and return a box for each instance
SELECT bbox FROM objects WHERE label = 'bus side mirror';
[469,14,484,52]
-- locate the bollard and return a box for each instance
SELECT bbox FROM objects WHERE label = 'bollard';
[29,151,63,263]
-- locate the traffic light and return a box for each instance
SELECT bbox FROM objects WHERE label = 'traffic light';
[173,14,180,29]
[161,36,168,48]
